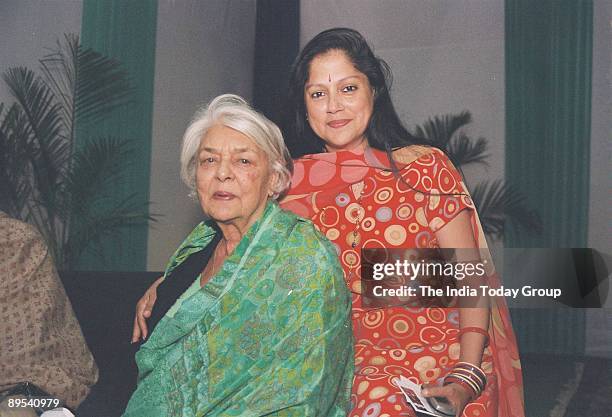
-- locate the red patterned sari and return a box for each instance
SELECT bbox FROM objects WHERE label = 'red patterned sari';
[280,145,524,417]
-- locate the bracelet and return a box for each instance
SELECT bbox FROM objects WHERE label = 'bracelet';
[449,368,485,392]
[454,361,487,383]
[458,326,490,347]
[443,361,488,401]
[446,372,480,394]
[443,375,478,400]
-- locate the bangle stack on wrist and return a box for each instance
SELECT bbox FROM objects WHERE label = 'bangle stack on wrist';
[443,361,487,400]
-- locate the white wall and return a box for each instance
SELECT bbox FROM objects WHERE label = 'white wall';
[0,0,83,104]
[146,0,256,270]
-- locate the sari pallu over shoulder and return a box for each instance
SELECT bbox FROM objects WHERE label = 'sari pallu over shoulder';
[283,146,525,417]
[122,202,354,417]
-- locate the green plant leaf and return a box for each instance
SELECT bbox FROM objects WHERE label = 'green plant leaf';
[447,133,489,167]
[64,195,154,269]
[414,111,472,150]
[470,179,542,240]
[0,33,149,269]
[39,34,133,130]
[3,67,68,183]
[0,103,31,216]
[62,136,133,216]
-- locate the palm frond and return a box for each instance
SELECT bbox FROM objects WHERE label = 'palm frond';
[0,103,27,215]
[2,67,68,214]
[0,103,44,225]
[470,179,542,240]
[40,34,133,129]
[76,42,133,124]
[64,195,153,269]
[447,133,489,167]
[62,136,133,217]
[39,34,78,130]
[414,111,472,149]
[0,33,148,269]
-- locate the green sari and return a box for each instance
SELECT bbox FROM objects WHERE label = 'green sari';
[122,202,353,417]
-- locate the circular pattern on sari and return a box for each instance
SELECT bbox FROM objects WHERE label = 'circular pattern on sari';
[284,147,524,417]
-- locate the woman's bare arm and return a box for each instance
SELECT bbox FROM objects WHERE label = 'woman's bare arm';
[422,210,490,416]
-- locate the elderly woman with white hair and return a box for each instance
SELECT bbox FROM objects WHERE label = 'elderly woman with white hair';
[122,95,353,417]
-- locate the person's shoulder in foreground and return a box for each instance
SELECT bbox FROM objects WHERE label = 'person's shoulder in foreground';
[0,211,99,411]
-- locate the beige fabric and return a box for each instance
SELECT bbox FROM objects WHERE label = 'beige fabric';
[0,212,98,409]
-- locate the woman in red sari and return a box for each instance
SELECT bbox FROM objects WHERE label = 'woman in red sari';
[279,28,524,417]
[134,27,524,417]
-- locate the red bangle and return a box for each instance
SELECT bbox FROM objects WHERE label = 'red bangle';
[443,376,478,400]
[458,326,490,347]
[449,368,485,391]
[454,361,487,382]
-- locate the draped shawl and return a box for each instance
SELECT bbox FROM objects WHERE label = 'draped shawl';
[122,202,353,417]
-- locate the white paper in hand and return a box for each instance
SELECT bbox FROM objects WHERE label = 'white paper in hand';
[395,375,445,417]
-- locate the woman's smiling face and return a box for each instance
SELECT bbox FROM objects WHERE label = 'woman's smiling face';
[304,49,374,152]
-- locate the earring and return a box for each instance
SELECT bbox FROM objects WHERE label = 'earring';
[305,114,309,121]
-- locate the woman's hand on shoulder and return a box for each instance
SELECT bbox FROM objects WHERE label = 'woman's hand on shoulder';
[131,276,164,343]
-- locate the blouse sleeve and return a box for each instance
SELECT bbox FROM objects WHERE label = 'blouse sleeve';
[412,149,476,233]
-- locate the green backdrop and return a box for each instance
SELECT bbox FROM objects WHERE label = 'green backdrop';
[505,0,593,354]
[77,0,158,270]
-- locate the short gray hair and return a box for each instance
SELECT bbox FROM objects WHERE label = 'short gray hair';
[180,94,293,200]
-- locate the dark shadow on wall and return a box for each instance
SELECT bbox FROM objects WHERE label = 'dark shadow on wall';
[252,0,300,125]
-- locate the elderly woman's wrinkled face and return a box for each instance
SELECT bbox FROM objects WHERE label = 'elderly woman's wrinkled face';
[197,125,275,231]
[304,49,374,152]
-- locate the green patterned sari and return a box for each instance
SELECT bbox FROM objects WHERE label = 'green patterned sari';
[122,202,353,417]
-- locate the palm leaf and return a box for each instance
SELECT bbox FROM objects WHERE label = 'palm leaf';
[0,103,29,216]
[63,196,153,269]
[447,133,489,167]
[414,111,472,150]
[75,44,134,123]
[0,102,51,233]
[414,111,492,168]
[3,67,68,171]
[62,136,133,217]
[2,67,68,228]
[39,34,133,131]
[0,33,152,269]
[470,179,542,240]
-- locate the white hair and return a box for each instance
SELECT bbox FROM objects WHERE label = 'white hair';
[180,94,293,200]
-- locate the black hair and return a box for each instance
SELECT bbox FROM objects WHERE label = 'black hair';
[282,27,427,159]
